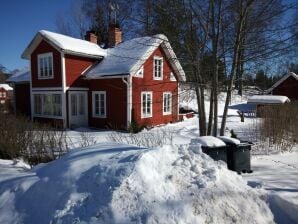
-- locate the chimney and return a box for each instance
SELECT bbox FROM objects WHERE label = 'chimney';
[85,31,98,44]
[108,24,122,48]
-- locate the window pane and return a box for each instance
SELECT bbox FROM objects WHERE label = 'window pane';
[48,56,52,76]
[43,95,52,115]
[53,94,61,116]
[39,58,44,77]
[34,95,42,114]
[71,95,77,116]
[79,94,85,115]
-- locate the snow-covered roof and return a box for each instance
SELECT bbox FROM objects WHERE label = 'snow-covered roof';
[267,72,298,93]
[85,34,186,81]
[0,83,13,91]
[191,136,226,148]
[6,70,31,83]
[247,95,290,104]
[22,30,106,59]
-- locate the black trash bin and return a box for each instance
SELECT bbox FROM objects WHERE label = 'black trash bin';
[226,142,253,174]
[201,146,228,164]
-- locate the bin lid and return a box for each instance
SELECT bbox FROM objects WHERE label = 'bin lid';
[191,136,226,148]
[217,136,241,145]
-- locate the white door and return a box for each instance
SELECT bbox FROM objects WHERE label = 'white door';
[68,91,88,128]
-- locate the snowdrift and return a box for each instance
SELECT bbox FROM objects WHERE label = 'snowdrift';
[0,143,274,224]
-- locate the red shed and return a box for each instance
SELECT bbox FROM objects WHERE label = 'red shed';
[267,72,298,101]
[14,25,185,129]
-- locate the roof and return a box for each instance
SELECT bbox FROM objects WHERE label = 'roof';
[85,34,186,81]
[267,72,298,93]
[0,84,13,91]
[247,95,290,104]
[6,70,31,83]
[22,30,106,59]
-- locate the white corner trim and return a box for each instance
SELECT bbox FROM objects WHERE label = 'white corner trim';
[61,53,67,128]
[121,76,132,129]
[29,56,33,120]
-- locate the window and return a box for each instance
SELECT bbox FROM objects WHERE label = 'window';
[153,56,163,80]
[0,92,2,97]
[141,92,152,118]
[170,72,176,81]
[3,92,6,98]
[163,92,172,115]
[135,66,144,78]
[33,93,62,117]
[38,53,53,79]
[92,91,106,118]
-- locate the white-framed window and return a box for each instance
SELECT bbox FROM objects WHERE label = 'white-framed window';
[0,92,2,97]
[153,56,163,80]
[2,92,6,97]
[38,52,53,79]
[92,91,106,118]
[33,93,62,117]
[141,91,152,118]
[135,66,144,78]
[170,72,176,81]
[163,92,172,115]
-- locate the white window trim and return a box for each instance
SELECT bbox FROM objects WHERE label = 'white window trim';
[134,66,144,78]
[163,92,172,115]
[170,72,176,81]
[92,91,107,118]
[141,91,153,118]
[38,52,54,80]
[32,91,63,118]
[153,56,163,80]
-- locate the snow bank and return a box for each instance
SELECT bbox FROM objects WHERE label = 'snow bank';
[247,95,290,104]
[0,143,274,224]
[191,136,226,147]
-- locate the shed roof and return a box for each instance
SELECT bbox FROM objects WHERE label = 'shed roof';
[6,70,31,83]
[247,95,290,104]
[267,72,298,93]
[0,84,13,91]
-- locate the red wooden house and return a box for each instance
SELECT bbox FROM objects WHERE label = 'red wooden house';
[267,72,298,101]
[10,25,185,129]
[0,84,13,105]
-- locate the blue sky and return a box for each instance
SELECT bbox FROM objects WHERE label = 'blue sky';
[0,0,72,71]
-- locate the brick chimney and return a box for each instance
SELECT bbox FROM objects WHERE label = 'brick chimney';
[108,24,122,48]
[85,31,98,44]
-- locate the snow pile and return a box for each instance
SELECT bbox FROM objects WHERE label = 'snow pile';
[0,143,274,224]
[191,136,226,147]
[247,95,290,104]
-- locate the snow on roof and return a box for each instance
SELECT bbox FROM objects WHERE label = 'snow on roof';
[247,95,290,104]
[191,136,226,148]
[267,72,298,93]
[0,83,13,91]
[85,34,186,81]
[22,30,106,59]
[6,70,31,83]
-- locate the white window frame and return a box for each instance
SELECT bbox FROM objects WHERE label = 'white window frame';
[92,91,106,118]
[153,56,163,80]
[2,92,6,97]
[163,92,172,115]
[135,66,144,78]
[38,52,54,79]
[33,92,62,118]
[141,91,153,118]
[0,92,2,97]
[170,72,176,81]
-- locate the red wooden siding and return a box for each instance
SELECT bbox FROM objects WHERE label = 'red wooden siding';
[88,78,127,129]
[31,40,62,88]
[272,76,298,100]
[14,83,31,116]
[132,47,179,127]
[65,54,96,87]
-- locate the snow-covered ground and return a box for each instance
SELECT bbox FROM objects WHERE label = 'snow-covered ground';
[0,89,297,223]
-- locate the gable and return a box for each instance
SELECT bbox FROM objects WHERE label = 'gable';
[267,72,298,93]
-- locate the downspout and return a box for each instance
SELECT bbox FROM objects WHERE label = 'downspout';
[122,75,132,130]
